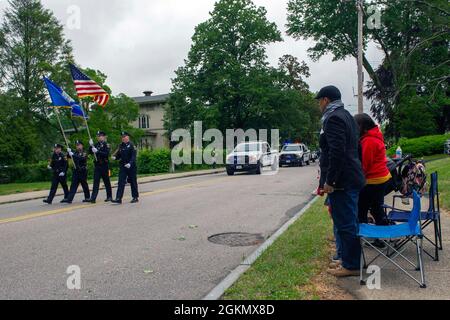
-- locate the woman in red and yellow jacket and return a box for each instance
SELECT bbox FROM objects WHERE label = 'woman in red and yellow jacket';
[354,114,392,226]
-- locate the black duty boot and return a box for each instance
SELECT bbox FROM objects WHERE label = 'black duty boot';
[60,199,69,204]
[131,198,139,204]
[43,199,52,205]
[112,199,122,204]
[82,199,91,203]
[105,198,113,203]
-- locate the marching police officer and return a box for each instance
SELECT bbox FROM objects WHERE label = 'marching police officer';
[89,131,113,204]
[112,132,139,204]
[62,140,91,204]
[43,144,69,204]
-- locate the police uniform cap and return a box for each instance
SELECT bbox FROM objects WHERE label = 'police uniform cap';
[54,143,63,149]
[97,131,106,137]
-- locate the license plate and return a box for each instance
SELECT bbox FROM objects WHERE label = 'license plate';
[236,165,243,170]
[286,160,291,163]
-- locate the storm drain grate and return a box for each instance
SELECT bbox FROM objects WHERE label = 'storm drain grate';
[208,232,265,247]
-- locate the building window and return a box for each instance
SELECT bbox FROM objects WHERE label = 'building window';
[139,115,150,129]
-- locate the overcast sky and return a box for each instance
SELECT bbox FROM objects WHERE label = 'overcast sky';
[1,0,382,112]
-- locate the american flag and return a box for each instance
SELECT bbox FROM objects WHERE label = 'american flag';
[69,64,110,107]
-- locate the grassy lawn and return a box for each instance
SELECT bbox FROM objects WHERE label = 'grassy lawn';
[426,156,450,210]
[0,181,52,196]
[223,199,338,300]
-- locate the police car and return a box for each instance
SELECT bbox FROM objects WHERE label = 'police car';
[279,143,312,167]
[226,141,279,176]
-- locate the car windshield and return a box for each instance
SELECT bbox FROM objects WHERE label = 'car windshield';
[283,146,301,152]
[234,143,260,152]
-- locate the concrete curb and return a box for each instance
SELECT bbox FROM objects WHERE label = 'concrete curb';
[203,195,320,300]
[0,169,225,205]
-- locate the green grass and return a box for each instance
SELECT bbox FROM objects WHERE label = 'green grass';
[223,199,333,300]
[426,156,450,210]
[0,181,52,196]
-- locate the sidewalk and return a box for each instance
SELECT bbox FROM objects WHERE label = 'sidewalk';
[0,168,224,205]
[339,195,450,300]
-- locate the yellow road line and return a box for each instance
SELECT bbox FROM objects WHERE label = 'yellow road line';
[0,176,229,226]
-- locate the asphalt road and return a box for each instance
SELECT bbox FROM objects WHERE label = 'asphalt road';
[0,164,318,300]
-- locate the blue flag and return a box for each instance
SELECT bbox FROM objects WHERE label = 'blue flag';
[71,104,88,119]
[43,77,87,119]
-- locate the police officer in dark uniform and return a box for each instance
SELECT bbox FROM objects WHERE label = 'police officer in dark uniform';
[43,144,69,204]
[62,140,91,204]
[89,131,113,204]
[112,132,139,204]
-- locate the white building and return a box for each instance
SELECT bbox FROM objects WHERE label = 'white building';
[132,91,170,150]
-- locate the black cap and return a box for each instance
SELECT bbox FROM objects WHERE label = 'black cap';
[75,140,84,146]
[121,131,130,137]
[315,85,342,101]
[97,131,106,137]
[54,143,63,149]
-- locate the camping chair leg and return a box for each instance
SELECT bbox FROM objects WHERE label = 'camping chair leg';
[434,219,439,261]
[438,215,443,250]
[416,237,426,288]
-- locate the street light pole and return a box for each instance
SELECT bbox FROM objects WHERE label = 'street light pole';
[357,0,364,114]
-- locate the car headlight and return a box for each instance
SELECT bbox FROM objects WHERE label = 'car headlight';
[249,155,258,163]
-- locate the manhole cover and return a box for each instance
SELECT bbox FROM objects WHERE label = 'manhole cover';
[208,233,265,247]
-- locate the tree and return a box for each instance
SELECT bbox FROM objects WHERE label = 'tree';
[166,0,283,134]
[165,0,321,145]
[0,0,74,118]
[286,0,449,138]
[0,92,40,164]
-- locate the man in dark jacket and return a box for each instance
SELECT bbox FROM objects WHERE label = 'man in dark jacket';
[62,140,91,204]
[43,144,69,204]
[89,131,113,204]
[112,132,139,204]
[317,85,366,277]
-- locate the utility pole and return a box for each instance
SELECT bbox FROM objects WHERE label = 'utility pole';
[357,0,364,114]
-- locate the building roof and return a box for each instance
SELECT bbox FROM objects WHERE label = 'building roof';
[132,93,170,105]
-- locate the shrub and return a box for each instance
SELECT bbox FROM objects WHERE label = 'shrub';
[387,134,450,158]
[137,148,172,174]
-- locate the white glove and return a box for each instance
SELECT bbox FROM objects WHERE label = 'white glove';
[92,147,98,153]
[125,163,131,169]
[67,148,72,153]
[47,165,52,170]
[68,151,74,157]
[112,156,116,161]
[89,139,94,146]
[59,172,65,177]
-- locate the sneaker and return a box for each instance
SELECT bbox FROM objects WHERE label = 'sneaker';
[327,266,359,277]
[329,260,342,269]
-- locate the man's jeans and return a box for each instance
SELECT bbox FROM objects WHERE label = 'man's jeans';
[329,189,361,270]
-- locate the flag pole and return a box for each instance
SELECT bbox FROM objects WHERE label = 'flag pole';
[81,101,97,161]
[55,107,76,168]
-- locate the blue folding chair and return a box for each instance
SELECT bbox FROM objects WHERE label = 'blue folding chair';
[387,172,442,261]
[359,191,426,288]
